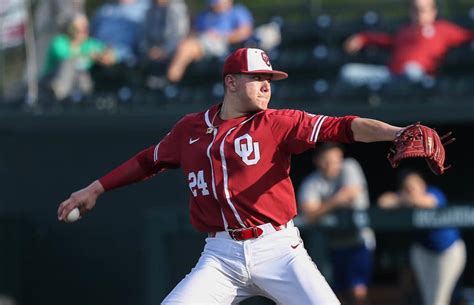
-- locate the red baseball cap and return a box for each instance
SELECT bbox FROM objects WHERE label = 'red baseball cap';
[223,48,288,81]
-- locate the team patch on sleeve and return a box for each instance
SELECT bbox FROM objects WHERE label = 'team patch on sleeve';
[310,115,328,143]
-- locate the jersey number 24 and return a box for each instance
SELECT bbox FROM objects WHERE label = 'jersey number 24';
[188,170,209,197]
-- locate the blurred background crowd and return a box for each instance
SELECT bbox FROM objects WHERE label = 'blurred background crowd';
[1,0,473,109]
[1,0,474,305]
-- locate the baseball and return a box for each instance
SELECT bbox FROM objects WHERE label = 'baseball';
[66,208,81,223]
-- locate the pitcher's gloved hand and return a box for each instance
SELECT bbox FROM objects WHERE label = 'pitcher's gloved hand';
[387,122,455,175]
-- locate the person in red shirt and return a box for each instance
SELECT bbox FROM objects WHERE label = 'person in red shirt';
[341,0,474,86]
[58,47,409,304]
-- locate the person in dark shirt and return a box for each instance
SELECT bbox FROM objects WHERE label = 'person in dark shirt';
[140,0,189,62]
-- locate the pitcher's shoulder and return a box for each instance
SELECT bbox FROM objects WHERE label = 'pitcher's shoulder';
[263,109,306,119]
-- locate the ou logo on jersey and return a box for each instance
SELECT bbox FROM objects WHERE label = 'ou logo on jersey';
[234,134,260,165]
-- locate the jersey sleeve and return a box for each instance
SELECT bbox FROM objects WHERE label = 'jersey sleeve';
[269,110,358,154]
[153,125,182,170]
[98,120,183,191]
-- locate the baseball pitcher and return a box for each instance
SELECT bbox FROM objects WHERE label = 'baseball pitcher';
[58,48,451,304]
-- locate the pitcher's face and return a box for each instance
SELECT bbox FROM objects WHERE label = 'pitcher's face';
[230,74,272,112]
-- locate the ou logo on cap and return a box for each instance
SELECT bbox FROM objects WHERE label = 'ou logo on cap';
[261,52,271,67]
[234,134,260,165]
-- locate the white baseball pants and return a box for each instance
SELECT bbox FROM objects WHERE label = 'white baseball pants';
[162,225,340,305]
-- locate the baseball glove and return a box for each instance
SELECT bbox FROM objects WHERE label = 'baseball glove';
[387,122,455,175]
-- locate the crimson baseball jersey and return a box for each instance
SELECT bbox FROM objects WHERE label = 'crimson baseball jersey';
[100,104,356,232]
[359,20,474,75]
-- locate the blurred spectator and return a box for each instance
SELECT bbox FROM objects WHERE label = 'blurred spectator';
[341,0,474,86]
[41,14,116,101]
[34,0,85,73]
[378,169,466,305]
[91,0,149,65]
[140,0,189,62]
[140,0,189,88]
[297,143,375,305]
[166,0,253,83]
